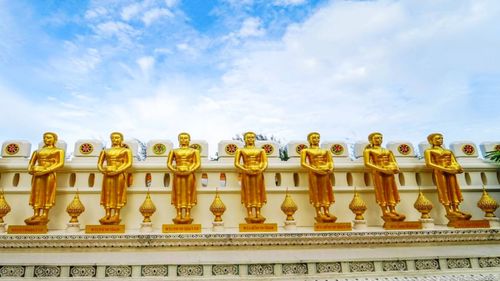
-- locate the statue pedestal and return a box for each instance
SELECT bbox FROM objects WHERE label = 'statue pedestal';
[140,222,154,233]
[284,220,296,231]
[352,219,367,230]
[420,218,435,229]
[485,217,500,228]
[212,221,225,232]
[0,223,6,233]
[66,223,81,233]
[162,224,202,233]
[85,225,125,234]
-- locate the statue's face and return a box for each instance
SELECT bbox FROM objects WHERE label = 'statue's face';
[43,134,55,146]
[111,134,123,146]
[309,133,320,145]
[179,134,190,146]
[244,133,256,145]
[371,134,383,145]
[432,134,443,146]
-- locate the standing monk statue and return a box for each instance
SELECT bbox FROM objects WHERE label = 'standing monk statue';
[363,132,405,222]
[235,132,268,223]
[167,132,201,224]
[25,132,65,225]
[98,132,132,225]
[424,133,471,223]
[301,132,336,223]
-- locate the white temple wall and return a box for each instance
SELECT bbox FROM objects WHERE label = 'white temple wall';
[0,157,498,230]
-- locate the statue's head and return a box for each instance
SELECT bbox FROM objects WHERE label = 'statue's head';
[307,132,320,145]
[243,131,256,144]
[43,132,58,146]
[110,132,124,146]
[368,132,382,144]
[427,133,443,145]
[110,132,123,140]
[178,132,191,146]
[178,132,191,141]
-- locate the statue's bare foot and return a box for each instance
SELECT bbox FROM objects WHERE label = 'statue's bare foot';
[24,216,39,225]
[455,211,471,220]
[99,215,111,224]
[390,212,406,221]
[110,215,120,224]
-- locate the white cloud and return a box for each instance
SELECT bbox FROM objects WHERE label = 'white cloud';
[85,7,108,20]
[95,21,134,36]
[164,0,179,8]
[137,56,155,76]
[274,0,306,6]
[121,4,141,21]
[238,17,265,38]
[142,8,173,26]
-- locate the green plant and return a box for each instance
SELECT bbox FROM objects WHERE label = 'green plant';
[485,150,500,163]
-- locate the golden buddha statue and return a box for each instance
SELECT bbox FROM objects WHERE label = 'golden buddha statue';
[363,132,405,222]
[300,132,336,223]
[167,132,201,224]
[25,132,65,225]
[97,132,132,225]
[424,133,471,222]
[235,132,268,223]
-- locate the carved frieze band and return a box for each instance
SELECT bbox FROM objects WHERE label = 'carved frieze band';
[105,266,132,277]
[70,266,96,277]
[382,260,407,271]
[212,265,238,276]
[0,258,499,279]
[447,258,472,269]
[248,264,274,276]
[141,265,168,277]
[349,261,375,272]
[34,266,61,278]
[316,262,342,273]
[0,229,498,249]
[415,259,440,270]
[0,266,24,278]
[282,263,308,275]
[177,265,203,277]
[479,257,500,268]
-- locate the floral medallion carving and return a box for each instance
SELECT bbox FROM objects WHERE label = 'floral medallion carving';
[478,257,500,268]
[5,143,19,155]
[316,262,341,273]
[447,258,471,269]
[79,143,94,155]
[415,259,440,270]
[0,266,24,277]
[212,264,238,275]
[349,261,374,272]
[224,144,237,155]
[397,144,411,155]
[70,266,96,277]
[177,265,203,276]
[190,143,202,153]
[295,144,307,154]
[152,143,166,155]
[382,260,407,271]
[261,144,274,155]
[330,144,344,156]
[461,144,475,155]
[282,263,308,275]
[105,265,132,277]
[141,265,168,276]
[248,264,274,275]
[34,266,61,277]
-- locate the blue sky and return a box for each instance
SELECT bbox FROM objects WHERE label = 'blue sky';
[0,0,498,156]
